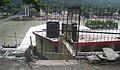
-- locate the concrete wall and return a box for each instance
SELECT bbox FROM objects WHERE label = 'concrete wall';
[35,35,73,60]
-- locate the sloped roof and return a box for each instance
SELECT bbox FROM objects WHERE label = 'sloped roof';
[43,0,120,8]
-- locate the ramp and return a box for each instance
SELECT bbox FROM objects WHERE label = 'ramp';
[62,40,75,56]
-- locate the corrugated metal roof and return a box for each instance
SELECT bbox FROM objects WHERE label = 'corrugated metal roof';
[43,0,120,8]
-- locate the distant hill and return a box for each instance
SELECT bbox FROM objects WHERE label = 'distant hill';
[11,0,23,6]
[10,0,120,8]
[43,0,120,8]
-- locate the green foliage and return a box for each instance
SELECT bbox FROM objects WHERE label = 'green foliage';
[23,0,46,12]
[80,6,119,18]
[0,0,10,8]
[46,4,65,14]
[85,20,118,29]
[22,0,33,5]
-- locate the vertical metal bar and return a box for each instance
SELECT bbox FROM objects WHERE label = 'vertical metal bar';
[65,8,69,41]
[76,7,81,56]
[62,7,65,23]
[74,10,77,23]
[46,4,49,20]
[50,3,52,20]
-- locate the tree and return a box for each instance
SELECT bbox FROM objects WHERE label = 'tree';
[22,0,46,12]
[22,0,33,5]
[0,0,10,9]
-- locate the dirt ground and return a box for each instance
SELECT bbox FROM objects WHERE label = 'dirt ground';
[0,58,120,70]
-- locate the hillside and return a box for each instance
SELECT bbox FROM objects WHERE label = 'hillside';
[43,0,120,8]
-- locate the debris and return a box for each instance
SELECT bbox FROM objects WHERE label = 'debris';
[87,48,120,63]
[86,55,100,63]
[97,53,107,60]
[103,48,120,61]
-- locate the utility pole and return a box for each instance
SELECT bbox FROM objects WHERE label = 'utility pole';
[74,7,81,57]
[30,36,32,45]
[3,30,6,46]
[14,32,17,47]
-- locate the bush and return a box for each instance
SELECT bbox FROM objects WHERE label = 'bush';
[85,20,118,29]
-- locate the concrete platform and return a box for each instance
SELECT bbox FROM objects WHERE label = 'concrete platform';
[31,60,77,66]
